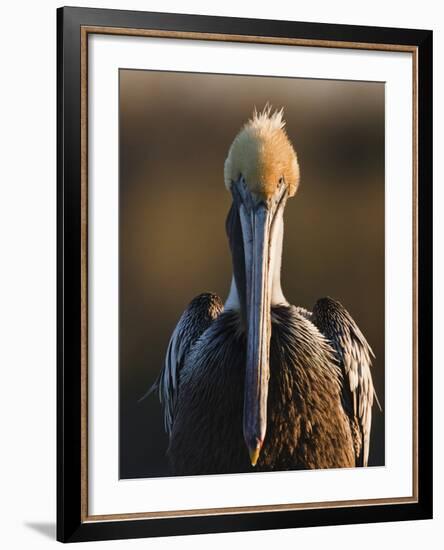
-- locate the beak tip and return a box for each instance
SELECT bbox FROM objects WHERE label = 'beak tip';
[248,441,263,467]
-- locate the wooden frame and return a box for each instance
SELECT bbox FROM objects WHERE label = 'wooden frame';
[57,6,433,542]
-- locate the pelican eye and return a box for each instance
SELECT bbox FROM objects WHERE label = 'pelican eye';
[279,176,285,186]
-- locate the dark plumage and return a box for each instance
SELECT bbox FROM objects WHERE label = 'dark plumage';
[312,297,379,466]
[165,301,359,475]
[150,293,223,435]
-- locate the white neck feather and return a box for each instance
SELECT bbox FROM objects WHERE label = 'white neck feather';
[224,277,241,310]
[269,211,288,306]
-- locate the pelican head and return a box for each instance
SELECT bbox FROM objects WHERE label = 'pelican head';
[224,105,300,467]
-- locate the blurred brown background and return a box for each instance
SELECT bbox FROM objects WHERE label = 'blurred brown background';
[119,69,385,479]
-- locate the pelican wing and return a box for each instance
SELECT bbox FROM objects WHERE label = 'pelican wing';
[147,293,223,436]
[311,297,379,466]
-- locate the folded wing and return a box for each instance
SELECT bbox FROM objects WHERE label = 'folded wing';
[144,293,224,436]
[312,297,380,466]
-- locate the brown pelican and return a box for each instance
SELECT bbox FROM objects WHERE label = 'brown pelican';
[147,105,379,475]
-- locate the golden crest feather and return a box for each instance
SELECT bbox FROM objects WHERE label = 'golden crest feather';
[224,104,300,198]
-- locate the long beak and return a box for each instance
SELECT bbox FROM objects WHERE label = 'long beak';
[229,179,287,467]
[239,200,273,467]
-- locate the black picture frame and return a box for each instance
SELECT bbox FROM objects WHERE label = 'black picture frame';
[57,6,433,543]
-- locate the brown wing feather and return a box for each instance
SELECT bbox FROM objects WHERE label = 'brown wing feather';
[140,293,223,435]
[312,297,379,466]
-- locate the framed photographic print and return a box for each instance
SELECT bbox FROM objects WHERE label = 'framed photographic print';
[57,6,433,543]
